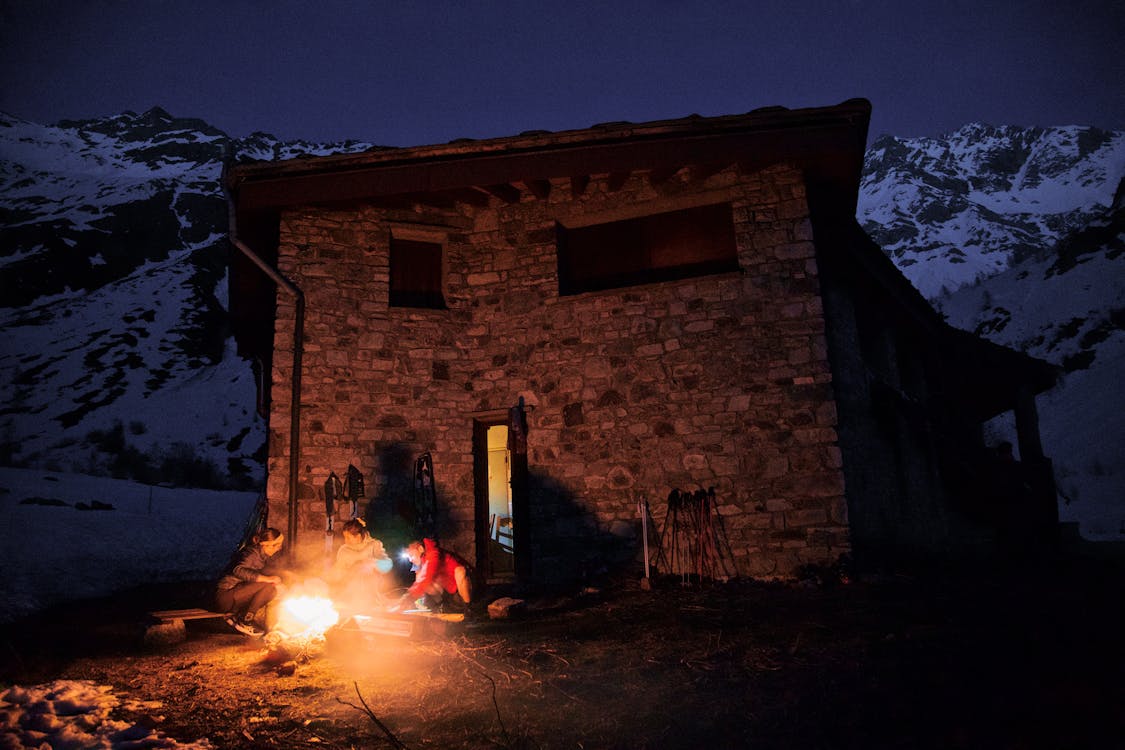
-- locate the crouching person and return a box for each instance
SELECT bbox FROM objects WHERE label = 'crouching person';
[328,519,394,615]
[390,538,472,613]
[215,527,285,637]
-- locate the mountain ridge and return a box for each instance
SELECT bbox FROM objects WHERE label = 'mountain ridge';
[859,122,1125,298]
[0,108,377,489]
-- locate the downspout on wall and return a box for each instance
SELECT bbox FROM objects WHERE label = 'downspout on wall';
[224,166,305,559]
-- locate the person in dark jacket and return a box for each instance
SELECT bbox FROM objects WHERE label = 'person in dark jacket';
[215,527,285,636]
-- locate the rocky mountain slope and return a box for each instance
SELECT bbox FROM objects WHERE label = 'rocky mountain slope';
[0,108,373,489]
[1,109,1121,536]
[859,123,1125,298]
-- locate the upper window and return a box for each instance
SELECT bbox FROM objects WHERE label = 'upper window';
[390,237,445,309]
[557,203,738,295]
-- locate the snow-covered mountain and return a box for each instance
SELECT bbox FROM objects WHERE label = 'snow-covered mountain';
[860,124,1125,298]
[1,109,1121,538]
[0,108,375,489]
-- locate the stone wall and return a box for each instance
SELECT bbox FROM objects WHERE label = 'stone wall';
[266,163,850,582]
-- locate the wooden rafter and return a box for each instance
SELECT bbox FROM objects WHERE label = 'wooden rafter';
[448,187,492,208]
[607,171,631,192]
[481,183,522,204]
[522,179,552,200]
[689,162,730,182]
[648,166,683,185]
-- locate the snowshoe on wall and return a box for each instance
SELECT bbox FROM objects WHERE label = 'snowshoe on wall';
[324,471,343,531]
[413,452,437,539]
[345,464,365,519]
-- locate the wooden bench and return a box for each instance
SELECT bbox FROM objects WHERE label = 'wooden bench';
[144,608,227,646]
[149,608,227,624]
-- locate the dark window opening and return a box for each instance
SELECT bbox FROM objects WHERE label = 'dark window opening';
[557,203,739,295]
[390,237,445,309]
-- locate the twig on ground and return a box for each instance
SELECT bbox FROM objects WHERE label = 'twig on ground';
[336,682,408,750]
[547,679,586,704]
[538,649,570,668]
[447,636,504,654]
[450,640,520,745]
[472,666,512,747]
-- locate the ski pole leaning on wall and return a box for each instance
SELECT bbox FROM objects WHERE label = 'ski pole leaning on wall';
[654,487,735,584]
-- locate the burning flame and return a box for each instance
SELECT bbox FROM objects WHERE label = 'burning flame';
[276,595,339,638]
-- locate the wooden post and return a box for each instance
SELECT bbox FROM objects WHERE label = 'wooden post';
[1014,386,1044,462]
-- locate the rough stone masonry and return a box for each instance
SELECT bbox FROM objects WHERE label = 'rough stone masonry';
[266,160,849,582]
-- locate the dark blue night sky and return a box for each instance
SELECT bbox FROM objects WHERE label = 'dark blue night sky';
[1,0,1122,146]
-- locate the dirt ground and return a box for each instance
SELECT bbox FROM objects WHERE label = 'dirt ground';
[2,550,1123,750]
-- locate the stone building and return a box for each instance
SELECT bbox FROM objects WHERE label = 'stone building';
[226,98,1058,584]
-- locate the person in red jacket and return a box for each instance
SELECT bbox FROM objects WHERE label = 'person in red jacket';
[390,538,472,612]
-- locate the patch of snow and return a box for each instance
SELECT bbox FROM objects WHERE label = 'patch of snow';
[0,467,258,623]
[1,679,214,748]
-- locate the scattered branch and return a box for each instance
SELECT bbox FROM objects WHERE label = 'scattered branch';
[450,640,517,746]
[336,682,408,750]
[472,666,512,747]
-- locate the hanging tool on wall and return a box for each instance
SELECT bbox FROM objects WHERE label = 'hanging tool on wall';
[413,452,437,540]
[344,464,364,520]
[324,470,343,554]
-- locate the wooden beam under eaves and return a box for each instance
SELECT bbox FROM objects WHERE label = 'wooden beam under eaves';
[689,162,730,182]
[647,166,682,185]
[481,183,522,204]
[449,187,492,208]
[736,160,771,177]
[522,179,551,200]
[607,171,631,192]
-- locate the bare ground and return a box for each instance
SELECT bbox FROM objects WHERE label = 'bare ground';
[2,551,1123,749]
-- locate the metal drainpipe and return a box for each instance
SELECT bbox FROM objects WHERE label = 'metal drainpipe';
[224,174,305,560]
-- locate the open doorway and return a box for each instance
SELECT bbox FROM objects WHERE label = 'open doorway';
[474,420,515,580]
[474,405,529,583]
[486,424,514,575]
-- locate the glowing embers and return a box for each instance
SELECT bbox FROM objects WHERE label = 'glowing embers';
[262,588,341,673]
[276,594,340,638]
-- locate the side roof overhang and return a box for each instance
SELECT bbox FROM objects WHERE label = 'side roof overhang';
[812,215,1060,419]
[945,328,1060,421]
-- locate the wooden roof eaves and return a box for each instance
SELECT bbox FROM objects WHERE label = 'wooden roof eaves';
[230,99,871,180]
[228,99,872,214]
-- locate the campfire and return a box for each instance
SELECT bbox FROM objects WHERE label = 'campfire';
[275,594,340,639]
[263,584,341,672]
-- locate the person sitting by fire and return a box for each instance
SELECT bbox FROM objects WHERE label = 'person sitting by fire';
[214,527,286,637]
[390,538,473,613]
[328,518,394,613]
